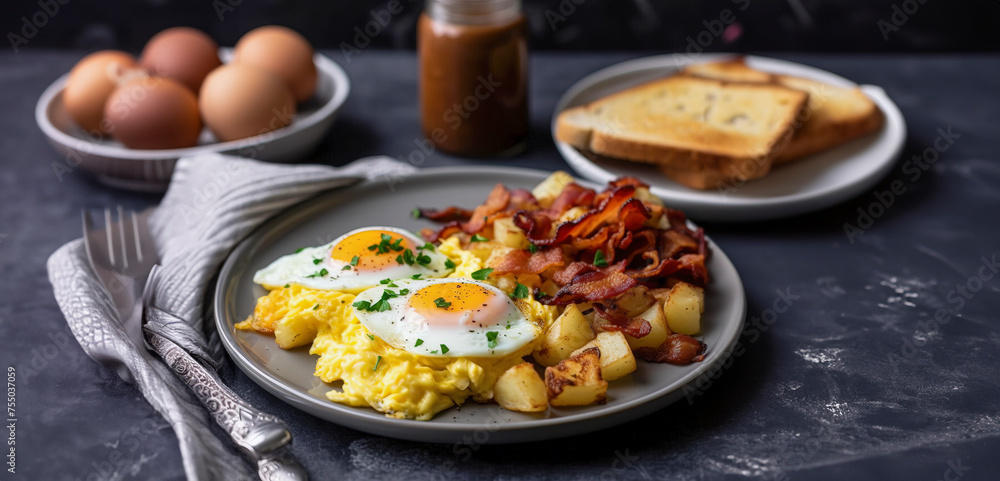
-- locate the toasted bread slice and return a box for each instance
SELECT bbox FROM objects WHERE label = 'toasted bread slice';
[682,57,884,163]
[556,76,809,184]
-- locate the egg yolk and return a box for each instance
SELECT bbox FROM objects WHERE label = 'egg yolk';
[330,229,417,271]
[409,282,506,328]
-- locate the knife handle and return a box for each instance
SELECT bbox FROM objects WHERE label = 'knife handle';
[146,331,309,481]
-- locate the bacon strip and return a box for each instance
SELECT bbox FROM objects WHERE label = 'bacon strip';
[416,206,473,223]
[606,176,649,190]
[546,183,595,216]
[509,188,540,210]
[594,315,652,339]
[552,261,594,284]
[537,261,636,305]
[489,247,565,275]
[634,334,706,365]
[516,186,647,247]
[463,183,510,234]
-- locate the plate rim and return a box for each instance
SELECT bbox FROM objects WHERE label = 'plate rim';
[213,165,747,442]
[551,53,907,221]
[34,48,350,161]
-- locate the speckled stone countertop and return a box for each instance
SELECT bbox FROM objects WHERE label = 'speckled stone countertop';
[1,51,998,481]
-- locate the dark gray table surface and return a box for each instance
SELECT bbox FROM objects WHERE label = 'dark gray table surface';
[1,50,998,481]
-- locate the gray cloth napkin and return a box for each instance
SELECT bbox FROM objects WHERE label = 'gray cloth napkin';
[47,153,416,481]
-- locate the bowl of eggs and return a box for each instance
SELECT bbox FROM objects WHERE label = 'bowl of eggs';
[35,26,350,191]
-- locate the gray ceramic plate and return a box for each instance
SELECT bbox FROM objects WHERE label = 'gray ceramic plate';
[214,166,746,444]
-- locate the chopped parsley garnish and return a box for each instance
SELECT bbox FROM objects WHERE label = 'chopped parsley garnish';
[399,289,410,295]
[353,289,396,312]
[411,207,421,219]
[366,333,374,340]
[486,331,499,349]
[284,284,290,288]
[414,338,424,347]
[369,234,404,254]
[350,255,360,266]
[342,265,352,270]
[510,282,529,299]
[470,234,489,243]
[528,243,539,253]
[312,304,319,310]
[593,249,608,267]
[434,297,451,308]
[471,268,494,280]
[396,249,416,265]
[440,344,450,354]
[305,268,329,278]
[294,247,306,253]
[430,350,438,354]
[312,258,322,265]
[415,252,432,266]
[373,356,382,371]
[444,259,457,269]
[411,274,422,280]
[505,319,512,330]
[417,242,435,251]
[380,278,398,287]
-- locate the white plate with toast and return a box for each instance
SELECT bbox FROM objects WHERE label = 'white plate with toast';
[553,54,906,222]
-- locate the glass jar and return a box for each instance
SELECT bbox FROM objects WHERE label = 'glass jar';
[419,0,528,157]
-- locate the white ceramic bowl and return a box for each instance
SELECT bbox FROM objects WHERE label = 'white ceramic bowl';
[35,49,350,191]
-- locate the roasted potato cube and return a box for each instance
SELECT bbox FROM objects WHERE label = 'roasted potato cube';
[533,304,595,366]
[649,287,672,304]
[532,171,575,208]
[494,217,529,249]
[545,347,608,406]
[494,362,548,412]
[634,186,664,206]
[558,206,590,223]
[613,286,657,318]
[572,331,637,381]
[540,279,560,297]
[664,281,705,335]
[624,302,671,349]
[494,273,517,293]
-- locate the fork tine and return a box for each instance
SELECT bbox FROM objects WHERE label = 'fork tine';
[104,207,116,268]
[117,205,129,270]
[130,210,144,264]
[81,210,95,265]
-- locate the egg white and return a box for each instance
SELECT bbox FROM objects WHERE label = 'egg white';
[253,226,452,293]
[352,278,539,358]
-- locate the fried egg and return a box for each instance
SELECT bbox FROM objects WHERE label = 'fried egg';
[352,278,540,357]
[253,227,452,293]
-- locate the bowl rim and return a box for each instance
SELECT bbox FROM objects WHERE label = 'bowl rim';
[34,48,350,161]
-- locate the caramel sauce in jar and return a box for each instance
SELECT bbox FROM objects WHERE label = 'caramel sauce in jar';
[419,0,528,157]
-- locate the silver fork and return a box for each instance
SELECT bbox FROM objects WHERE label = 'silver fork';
[83,208,307,481]
[82,206,157,346]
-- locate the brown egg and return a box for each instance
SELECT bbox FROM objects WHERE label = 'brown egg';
[104,76,202,149]
[140,27,221,94]
[232,26,317,103]
[63,50,137,133]
[199,64,296,142]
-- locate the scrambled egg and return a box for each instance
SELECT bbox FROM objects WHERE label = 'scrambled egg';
[237,235,560,420]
